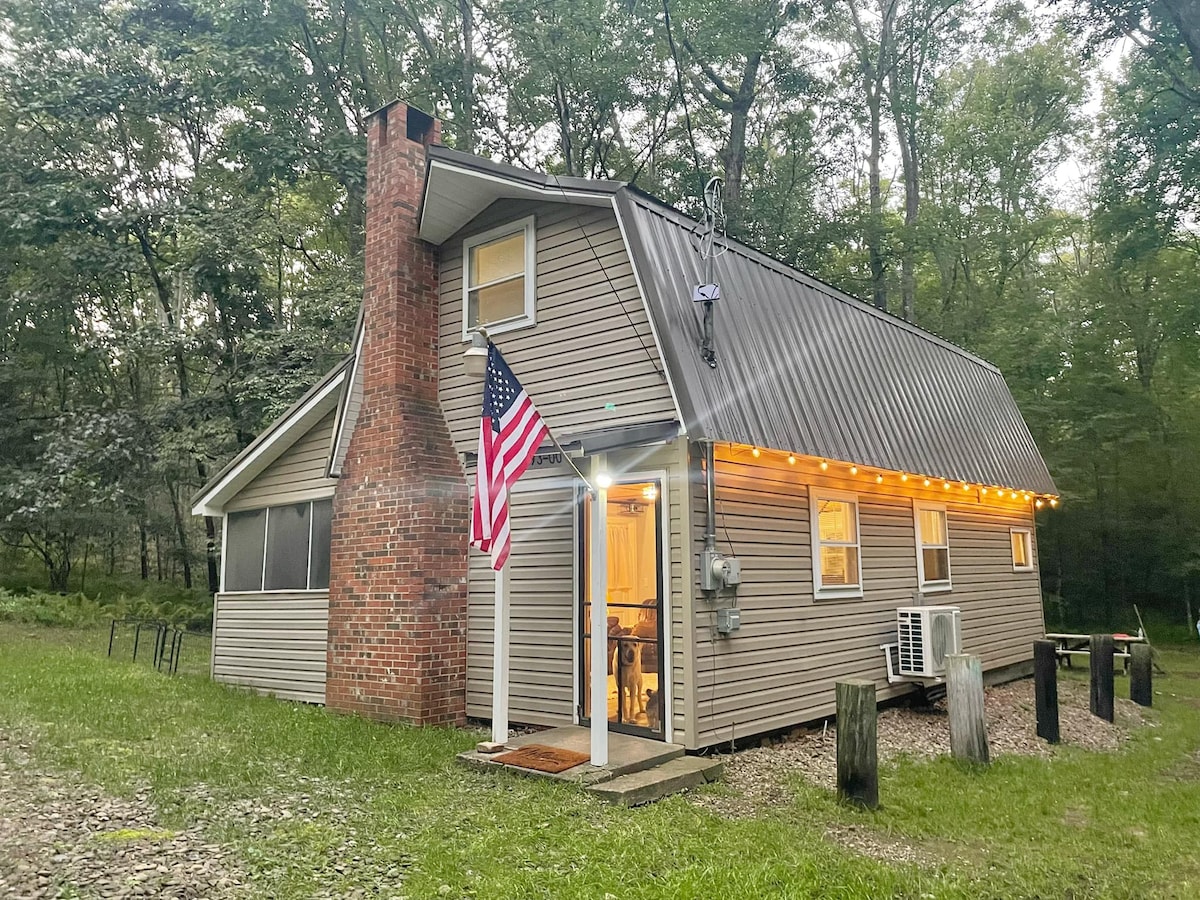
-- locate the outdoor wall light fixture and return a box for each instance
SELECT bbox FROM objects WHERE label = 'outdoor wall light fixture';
[463,328,490,379]
[596,472,614,489]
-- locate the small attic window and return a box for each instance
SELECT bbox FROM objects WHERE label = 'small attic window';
[462,216,536,339]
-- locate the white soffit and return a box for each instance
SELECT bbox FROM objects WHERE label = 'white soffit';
[190,366,347,517]
[419,159,613,245]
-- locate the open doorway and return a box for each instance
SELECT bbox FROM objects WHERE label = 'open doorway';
[579,479,665,738]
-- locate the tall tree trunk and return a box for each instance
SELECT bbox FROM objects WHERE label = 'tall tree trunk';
[865,80,887,311]
[722,54,762,224]
[458,0,474,152]
[166,480,193,589]
[140,524,149,581]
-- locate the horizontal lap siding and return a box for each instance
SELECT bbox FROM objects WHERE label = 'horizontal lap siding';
[437,201,676,458]
[691,448,1043,747]
[466,464,576,725]
[227,411,337,511]
[212,593,329,703]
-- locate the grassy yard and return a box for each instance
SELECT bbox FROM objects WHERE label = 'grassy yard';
[2,624,1200,899]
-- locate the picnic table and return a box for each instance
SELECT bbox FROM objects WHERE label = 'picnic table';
[1045,631,1146,672]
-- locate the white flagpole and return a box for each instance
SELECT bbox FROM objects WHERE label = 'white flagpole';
[491,564,510,745]
[589,455,609,767]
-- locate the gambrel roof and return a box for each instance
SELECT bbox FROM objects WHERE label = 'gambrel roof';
[426,146,1057,496]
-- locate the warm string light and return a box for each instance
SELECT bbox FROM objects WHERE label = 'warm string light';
[728,444,1059,508]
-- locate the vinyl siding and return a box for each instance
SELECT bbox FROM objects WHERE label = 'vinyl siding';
[211,592,329,704]
[689,446,1044,748]
[466,456,577,725]
[226,410,338,512]
[437,200,677,456]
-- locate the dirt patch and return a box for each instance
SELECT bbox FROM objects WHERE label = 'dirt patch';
[0,730,245,899]
[692,678,1151,822]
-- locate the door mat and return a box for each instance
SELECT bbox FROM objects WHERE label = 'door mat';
[493,744,591,773]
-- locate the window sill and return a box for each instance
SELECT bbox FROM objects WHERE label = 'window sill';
[1012,566,1035,574]
[918,583,953,594]
[814,588,864,602]
[461,316,536,342]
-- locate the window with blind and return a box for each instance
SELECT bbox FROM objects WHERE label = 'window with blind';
[462,216,536,337]
[810,490,863,599]
[914,502,951,592]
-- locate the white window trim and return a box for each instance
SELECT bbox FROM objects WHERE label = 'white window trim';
[810,488,864,600]
[1011,527,1035,572]
[461,215,537,340]
[913,501,952,593]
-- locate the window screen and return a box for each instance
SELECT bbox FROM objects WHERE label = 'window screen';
[264,502,311,590]
[309,499,332,589]
[225,509,267,591]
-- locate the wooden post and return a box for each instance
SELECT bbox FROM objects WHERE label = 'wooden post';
[1129,643,1152,707]
[1033,640,1060,744]
[946,654,989,765]
[1089,633,1115,722]
[836,679,878,810]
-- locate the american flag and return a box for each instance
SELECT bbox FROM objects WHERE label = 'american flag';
[470,344,550,570]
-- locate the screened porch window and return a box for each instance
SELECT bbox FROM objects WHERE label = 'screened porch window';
[810,491,862,599]
[914,502,951,591]
[462,216,536,338]
[223,499,332,592]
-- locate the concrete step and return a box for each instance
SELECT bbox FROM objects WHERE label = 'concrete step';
[587,756,724,806]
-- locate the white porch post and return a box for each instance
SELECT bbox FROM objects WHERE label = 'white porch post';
[589,455,609,767]
[490,565,511,745]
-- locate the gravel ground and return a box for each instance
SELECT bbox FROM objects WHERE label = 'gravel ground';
[692,677,1152,847]
[0,730,245,900]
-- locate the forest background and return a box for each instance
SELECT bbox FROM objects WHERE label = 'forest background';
[1,0,1197,631]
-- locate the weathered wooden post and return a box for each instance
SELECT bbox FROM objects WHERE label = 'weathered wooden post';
[946,654,989,764]
[836,679,878,810]
[1129,643,1153,707]
[1090,633,1115,722]
[1033,640,1060,743]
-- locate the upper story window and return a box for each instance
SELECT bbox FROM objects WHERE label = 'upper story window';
[914,502,951,592]
[810,490,863,599]
[224,499,332,593]
[1011,527,1034,572]
[462,216,536,338]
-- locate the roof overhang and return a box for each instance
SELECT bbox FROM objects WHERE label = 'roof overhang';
[419,150,619,245]
[190,361,348,517]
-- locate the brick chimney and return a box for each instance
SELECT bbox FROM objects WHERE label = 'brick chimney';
[326,102,469,726]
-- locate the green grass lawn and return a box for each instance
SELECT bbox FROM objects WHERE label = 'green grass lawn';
[2,624,1199,899]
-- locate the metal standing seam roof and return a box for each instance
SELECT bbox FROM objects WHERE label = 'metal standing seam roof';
[613,190,1058,495]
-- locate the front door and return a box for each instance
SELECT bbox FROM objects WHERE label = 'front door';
[579,479,665,739]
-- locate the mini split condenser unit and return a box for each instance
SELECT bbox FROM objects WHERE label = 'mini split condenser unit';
[896,606,962,678]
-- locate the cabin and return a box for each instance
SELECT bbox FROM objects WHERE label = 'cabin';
[192,102,1057,750]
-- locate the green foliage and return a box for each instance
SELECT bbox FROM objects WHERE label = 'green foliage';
[0,587,213,632]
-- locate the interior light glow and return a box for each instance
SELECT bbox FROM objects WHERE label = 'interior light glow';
[642,485,658,501]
